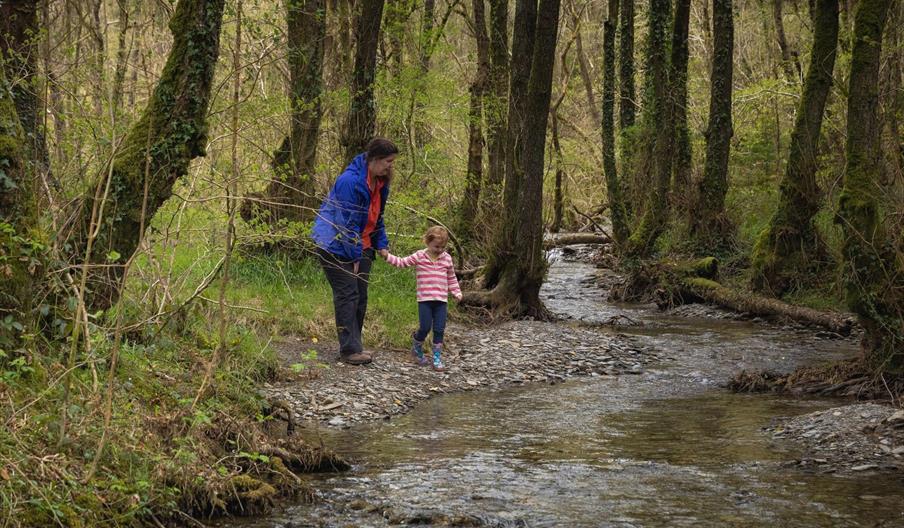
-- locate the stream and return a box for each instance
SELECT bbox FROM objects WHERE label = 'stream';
[223,246,904,527]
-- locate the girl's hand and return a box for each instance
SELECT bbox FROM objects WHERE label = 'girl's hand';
[454,293,463,302]
[378,249,389,259]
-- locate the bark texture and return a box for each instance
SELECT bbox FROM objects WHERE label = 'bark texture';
[752,0,839,295]
[482,0,508,199]
[618,0,635,130]
[340,0,385,161]
[835,0,903,371]
[70,0,227,309]
[670,0,692,211]
[691,0,734,247]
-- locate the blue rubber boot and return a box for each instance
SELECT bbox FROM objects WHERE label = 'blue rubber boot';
[411,333,429,366]
[432,343,445,372]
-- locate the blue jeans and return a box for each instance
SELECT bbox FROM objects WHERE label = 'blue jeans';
[414,301,447,344]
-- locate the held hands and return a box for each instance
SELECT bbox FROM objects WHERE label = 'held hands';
[378,249,389,259]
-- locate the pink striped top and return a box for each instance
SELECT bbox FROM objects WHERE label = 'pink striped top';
[385,249,463,303]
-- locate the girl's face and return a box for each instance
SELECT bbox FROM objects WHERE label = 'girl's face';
[426,238,447,256]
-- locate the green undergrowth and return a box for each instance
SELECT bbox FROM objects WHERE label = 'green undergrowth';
[0,237,433,526]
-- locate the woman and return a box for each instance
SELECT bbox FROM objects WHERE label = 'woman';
[311,138,398,365]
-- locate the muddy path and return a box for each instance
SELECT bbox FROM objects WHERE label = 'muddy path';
[223,245,903,527]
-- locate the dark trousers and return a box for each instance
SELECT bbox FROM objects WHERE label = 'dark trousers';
[414,301,448,345]
[318,248,374,356]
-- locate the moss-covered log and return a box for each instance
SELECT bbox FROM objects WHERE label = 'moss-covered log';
[835,0,903,371]
[0,49,40,347]
[690,0,735,248]
[602,0,630,245]
[70,0,226,310]
[339,0,385,162]
[751,0,839,295]
[682,277,854,334]
[243,0,325,225]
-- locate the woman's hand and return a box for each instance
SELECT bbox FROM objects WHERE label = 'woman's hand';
[378,249,389,259]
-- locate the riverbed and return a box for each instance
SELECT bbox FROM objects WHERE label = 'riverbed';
[223,246,904,527]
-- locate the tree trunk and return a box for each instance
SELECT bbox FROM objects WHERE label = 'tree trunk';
[624,0,675,257]
[244,0,325,225]
[690,0,734,247]
[466,0,561,317]
[551,111,565,233]
[479,0,509,214]
[573,12,600,125]
[618,0,635,130]
[773,0,803,83]
[69,0,227,310]
[111,0,132,114]
[0,51,39,346]
[835,0,903,371]
[340,0,385,162]
[602,0,629,245]
[0,0,49,175]
[670,0,692,213]
[459,0,491,243]
[752,0,839,295]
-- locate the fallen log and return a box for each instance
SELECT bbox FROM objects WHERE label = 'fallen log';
[543,233,612,249]
[681,277,855,335]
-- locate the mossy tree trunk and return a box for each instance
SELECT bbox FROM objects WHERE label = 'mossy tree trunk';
[752,0,839,295]
[480,0,508,213]
[670,0,692,213]
[624,0,676,257]
[245,0,325,225]
[340,0,385,162]
[773,0,803,84]
[690,0,734,247]
[0,1,49,177]
[835,0,903,371]
[0,50,39,347]
[459,0,490,243]
[618,0,635,130]
[602,0,630,245]
[466,0,561,317]
[70,0,226,310]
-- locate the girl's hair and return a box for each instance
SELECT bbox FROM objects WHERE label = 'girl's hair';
[423,226,449,245]
[366,137,399,160]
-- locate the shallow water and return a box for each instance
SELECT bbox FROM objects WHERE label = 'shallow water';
[223,246,904,527]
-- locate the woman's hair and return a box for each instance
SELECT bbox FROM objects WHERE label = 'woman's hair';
[366,137,399,160]
[423,225,449,245]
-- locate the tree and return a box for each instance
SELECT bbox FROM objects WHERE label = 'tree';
[670,0,692,212]
[244,0,326,225]
[690,0,734,248]
[752,0,839,295]
[618,0,635,130]
[0,0,48,175]
[465,0,561,316]
[0,48,38,347]
[459,0,491,242]
[479,0,508,214]
[835,0,903,370]
[340,0,385,162]
[68,0,227,309]
[624,0,677,257]
[602,0,629,244]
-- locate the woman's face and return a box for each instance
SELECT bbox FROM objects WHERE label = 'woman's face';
[369,154,397,180]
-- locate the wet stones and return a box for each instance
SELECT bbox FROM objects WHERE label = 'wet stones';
[262,321,661,428]
[768,403,904,474]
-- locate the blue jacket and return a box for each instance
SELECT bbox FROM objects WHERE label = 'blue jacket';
[311,153,390,261]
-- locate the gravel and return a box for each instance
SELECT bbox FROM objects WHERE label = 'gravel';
[262,320,660,427]
[767,403,904,473]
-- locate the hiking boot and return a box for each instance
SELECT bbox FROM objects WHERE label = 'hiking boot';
[339,352,372,365]
[432,343,445,372]
[411,333,429,366]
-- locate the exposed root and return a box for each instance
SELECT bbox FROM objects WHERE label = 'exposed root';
[729,357,904,402]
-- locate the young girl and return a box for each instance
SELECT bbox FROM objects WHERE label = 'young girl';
[383,226,462,371]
